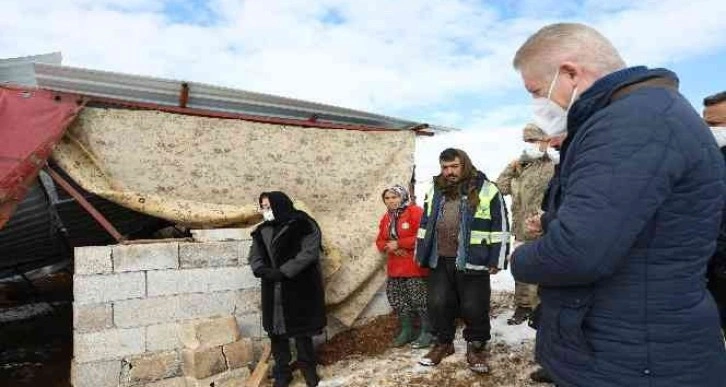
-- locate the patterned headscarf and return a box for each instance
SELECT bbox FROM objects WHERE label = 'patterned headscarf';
[381,185,411,240]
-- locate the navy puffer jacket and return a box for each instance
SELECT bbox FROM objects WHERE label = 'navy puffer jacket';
[512,67,726,386]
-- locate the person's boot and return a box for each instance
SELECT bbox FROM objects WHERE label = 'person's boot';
[529,367,553,383]
[272,365,293,387]
[411,315,433,349]
[418,341,455,366]
[300,365,321,387]
[507,306,533,325]
[393,315,416,347]
[466,341,490,374]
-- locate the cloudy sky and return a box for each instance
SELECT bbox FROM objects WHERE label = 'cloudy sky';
[2,0,725,187]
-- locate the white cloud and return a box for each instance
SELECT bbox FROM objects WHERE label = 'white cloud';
[1,0,725,183]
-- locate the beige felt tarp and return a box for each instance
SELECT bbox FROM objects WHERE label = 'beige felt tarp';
[52,108,415,326]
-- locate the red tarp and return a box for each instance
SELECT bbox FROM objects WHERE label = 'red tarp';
[0,87,82,229]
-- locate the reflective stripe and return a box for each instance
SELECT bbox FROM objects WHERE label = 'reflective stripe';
[464,263,487,270]
[495,192,509,269]
[417,228,427,239]
[488,231,511,243]
[470,230,489,244]
[424,187,435,216]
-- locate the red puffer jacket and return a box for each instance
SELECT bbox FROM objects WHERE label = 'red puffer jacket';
[376,205,429,278]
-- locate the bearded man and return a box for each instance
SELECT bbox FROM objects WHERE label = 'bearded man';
[415,148,510,374]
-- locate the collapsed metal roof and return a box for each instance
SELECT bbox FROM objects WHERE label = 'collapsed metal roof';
[0,52,454,132]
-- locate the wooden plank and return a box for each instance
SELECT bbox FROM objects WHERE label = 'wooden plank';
[245,343,272,387]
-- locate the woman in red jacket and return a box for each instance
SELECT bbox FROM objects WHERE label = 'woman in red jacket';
[376,184,432,348]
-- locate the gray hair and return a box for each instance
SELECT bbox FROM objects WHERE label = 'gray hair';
[513,23,626,77]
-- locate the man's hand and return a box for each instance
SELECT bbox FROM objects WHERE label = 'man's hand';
[488,267,500,275]
[393,249,406,256]
[525,213,543,237]
[256,267,285,282]
[385,240,399,252]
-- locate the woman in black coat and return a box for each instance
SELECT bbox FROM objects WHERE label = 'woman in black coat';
[248,191,326,387]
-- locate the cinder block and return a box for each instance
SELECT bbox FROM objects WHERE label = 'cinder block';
[185,367,250,387]
[114,292,236,328]
[120,350,181,385]
[74,328,145,363]
[179,242,239,268]
[191,228,252,242]
[74,272,145,305]
[146,267,256,297]
[233,288,261,315]
[222,339,254,370]
[75,246,113,275]
[143,377,187,387]
[113,243,178,272]
[71,359,121,387]
[235,313,262,338]
[182,346,227,379]
[74,303,113,333]
[178,316,240,350]
[146,323,182,352]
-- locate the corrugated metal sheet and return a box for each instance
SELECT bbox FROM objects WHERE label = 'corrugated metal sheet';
[0,53,455,132]
[0,168,170,276]
[0,52,61,87]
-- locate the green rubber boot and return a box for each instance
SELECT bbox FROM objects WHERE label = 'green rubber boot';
[393,315,416,347]
[411,314,433,349]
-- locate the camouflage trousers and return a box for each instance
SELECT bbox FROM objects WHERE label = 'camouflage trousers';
[513,241,539,309]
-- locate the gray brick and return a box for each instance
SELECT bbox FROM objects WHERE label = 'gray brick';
[75,246,113,275]
[114,292,236,328]
[179,242,238,268]
[120,350,181,385]
[74,272,145,305]
[71,359,121,387]
[190,228,252,242]
[74,303,113,333]
[113,243,178,272]
[235,313,262,338]
[146,323,182,352]
[233,288,261,315]
[147,267,256,297]
[74,328,145,363]
[144,377,187,387]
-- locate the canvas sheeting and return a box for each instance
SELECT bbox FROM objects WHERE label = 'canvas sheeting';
[51,108,415,326]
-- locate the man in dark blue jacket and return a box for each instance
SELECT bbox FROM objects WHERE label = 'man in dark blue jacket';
[705,91,726,336]
[510,23,726,386]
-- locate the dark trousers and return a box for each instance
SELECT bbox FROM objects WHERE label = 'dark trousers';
[707,275,726,335]
[270,335,317,378]
[427,256,491,343]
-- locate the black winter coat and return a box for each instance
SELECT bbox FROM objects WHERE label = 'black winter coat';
[248,215,326,337]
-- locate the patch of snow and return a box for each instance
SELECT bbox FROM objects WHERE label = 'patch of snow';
[490,312,536,347]
[491,267,516,292]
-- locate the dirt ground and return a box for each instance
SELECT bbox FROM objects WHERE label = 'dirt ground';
[281,293,546,387]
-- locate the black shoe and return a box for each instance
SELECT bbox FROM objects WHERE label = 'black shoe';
[300,366,321,387]
[530,367,553,383]
[508,307,533,325]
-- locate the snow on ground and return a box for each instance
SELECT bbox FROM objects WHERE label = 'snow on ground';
[285,288,544,387]
[491,267,516,293]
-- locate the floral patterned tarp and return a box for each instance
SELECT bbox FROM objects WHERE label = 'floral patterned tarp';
[52,108,415,326]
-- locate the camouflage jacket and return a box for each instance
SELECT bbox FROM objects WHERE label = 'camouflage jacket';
[496,156,554,241]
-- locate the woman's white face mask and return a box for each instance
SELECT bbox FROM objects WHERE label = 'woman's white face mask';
[532,70,578,137]
[711,127,726,148]
[262,209,275,222]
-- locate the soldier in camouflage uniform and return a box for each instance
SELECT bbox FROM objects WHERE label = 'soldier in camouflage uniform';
[496,124,555,325]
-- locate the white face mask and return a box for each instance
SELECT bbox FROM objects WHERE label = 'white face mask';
[262,209,275,222]
[711,127,726,148]
[548,149,561,164]
[532,70,578,137]
[522,143,545,159]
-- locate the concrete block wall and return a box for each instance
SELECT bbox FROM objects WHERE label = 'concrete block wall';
[72,238,262,387]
